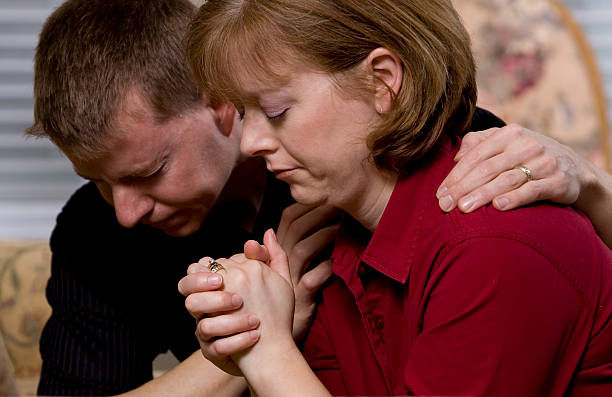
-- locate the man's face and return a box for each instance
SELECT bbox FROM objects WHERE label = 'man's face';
[68,92,241,237]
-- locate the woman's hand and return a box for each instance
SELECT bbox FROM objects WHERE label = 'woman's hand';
[179,230,296,377]
[272,204,338,340]
[437,124,586,213]
[238,204,337,340]
[179,204,337,375]
[179,259,255,377]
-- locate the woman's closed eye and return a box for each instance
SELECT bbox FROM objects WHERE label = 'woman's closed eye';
[264,107,289,122]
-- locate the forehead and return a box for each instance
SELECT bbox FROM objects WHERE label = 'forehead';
[231,62,342,107]
[70,92,212,180]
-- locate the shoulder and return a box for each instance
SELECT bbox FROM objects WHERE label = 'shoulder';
[53,182,115,235]
[446,203,597,261]
[434,203,608,304]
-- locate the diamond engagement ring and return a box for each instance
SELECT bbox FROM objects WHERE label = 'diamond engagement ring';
[207,258,225,273]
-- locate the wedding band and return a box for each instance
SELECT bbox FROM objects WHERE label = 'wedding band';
[207,258,225,273]
[514,165,533,182]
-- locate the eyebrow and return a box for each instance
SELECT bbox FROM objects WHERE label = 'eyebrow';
[72,153,167,183]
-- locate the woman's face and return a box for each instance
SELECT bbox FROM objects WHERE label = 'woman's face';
[239,70,381,210]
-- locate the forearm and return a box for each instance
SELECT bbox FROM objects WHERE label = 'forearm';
[240,340,330,397]
[575,161,612,249]
[116,352,247,397]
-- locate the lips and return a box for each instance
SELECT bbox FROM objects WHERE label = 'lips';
[270,168,297,180]
[146,212,183,229]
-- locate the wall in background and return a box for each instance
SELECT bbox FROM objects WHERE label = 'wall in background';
[0,0,82,239]
[0,0,610,239]
[566,0,612,129]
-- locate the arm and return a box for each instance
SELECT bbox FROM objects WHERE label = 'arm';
[123,203,336,396]
[185,230,332,397]
[115,267,249,397]
[178,203,337,374]
[437,124,612,248]
[38,262,154,395]
[116,352,246,397]
[39,255,247,397]
[573,160,612,248]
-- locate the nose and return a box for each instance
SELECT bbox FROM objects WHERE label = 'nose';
[240,115,277,158]
[111,185,154,228]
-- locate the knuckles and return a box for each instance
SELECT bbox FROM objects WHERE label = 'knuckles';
[198,317,218,338]
[501,123,526,139]
[290,241,310,265]
[500,169,525,189]
[461,129,486,146]
[280,204,304,225]
[184,293,201,314]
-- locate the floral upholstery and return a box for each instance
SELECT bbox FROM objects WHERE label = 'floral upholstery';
[0,333,18,396]
[0,240,51,395]
[453,0,611,170]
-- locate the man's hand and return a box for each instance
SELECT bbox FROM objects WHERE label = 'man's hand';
[437,124,582,213]
[178,203,339,375]
[246,203,338,340]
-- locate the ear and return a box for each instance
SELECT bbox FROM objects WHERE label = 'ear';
[208,101,237,137]
[365,47,403,114]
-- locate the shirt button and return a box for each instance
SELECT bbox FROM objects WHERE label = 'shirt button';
[358,264,367,277]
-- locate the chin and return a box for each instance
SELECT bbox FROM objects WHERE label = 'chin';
[289,185,327,207]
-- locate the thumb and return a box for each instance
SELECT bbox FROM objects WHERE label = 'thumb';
[263,229,292,283]
[244,240,270,263]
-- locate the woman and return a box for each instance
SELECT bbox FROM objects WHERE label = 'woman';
[179,0,612,395]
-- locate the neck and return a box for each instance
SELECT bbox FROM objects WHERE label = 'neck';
[341,169,397,232]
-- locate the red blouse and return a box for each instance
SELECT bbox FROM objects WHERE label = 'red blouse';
[302,138,612,396]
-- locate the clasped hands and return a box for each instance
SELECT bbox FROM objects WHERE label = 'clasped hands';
[178,204,339,377]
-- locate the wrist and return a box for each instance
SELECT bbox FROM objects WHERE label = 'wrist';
[239,338,301,386]
[575,159,607,212]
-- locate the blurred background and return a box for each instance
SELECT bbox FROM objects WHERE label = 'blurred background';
[0,0,611,240]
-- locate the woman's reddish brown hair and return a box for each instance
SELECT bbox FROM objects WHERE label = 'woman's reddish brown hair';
[187,0,477,173]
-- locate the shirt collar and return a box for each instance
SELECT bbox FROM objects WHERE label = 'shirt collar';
[332,137,459,284]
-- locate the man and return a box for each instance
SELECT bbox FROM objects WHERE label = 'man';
[27,0,335,395]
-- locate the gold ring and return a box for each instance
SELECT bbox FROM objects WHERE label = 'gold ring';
[514,165,533,182]
[207,258,225,273]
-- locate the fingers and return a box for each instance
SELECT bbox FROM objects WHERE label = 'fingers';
[244,240,270,263]
[197,313,260,341]
[277,204,339,251]
[263,229,291,283]
[186,256,214,275]
[492,170,576,211]
[491,178,552,211]
[276,203,318,243]
[178,271,223,296]
[452,166,530,213]
[453,148,566,213]
[296,259,333,296]
[291,259,333,340]
[438,126,525,200]
[187,256,230,276]
[184,290,243,319]
[288,224,338,284]
[437,124,545,212]
[199,328,261,358]
[454,127,497,161]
